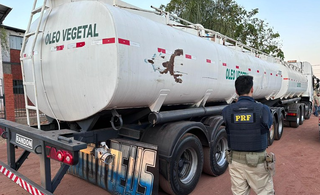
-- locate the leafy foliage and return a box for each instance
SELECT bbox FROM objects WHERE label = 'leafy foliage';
[160,0,284,59]
[0,27,9,53]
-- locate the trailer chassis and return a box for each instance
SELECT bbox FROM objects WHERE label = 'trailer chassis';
[0,119,87,194]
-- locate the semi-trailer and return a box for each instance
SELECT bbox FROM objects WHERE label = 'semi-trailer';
[0,0,315,194]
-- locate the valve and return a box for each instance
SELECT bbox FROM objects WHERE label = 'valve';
[95,142,113,164]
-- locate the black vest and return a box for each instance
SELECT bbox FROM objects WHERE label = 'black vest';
[223,100,268,151]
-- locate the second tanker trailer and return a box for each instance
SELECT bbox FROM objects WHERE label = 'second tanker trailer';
[0,0,315,195]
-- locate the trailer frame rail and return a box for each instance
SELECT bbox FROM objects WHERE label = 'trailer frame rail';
[0,119,87,194]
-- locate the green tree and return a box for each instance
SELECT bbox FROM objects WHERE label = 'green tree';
[160,0,284,59]
[239,11,284,59]
[161,0,214,26]
[0,27,9,53]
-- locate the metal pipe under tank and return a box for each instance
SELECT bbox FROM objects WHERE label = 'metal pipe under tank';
[281,97,301,104]
[148,105,227,125]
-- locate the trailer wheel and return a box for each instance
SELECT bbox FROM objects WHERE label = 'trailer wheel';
[203,126,228,176]
[160,133,203,195]
[275,113,284,140]
[290,108,300,128]
[299,106,304,125]
[304,102,312,119]
[268,115,276,145]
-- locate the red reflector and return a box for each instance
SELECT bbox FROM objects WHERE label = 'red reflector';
[186,54,192,59]
[47,146,57,158]
[118,38,130,45]
[270,73,273,75]
[206,59,211,63]
[236,66,239,69]
[158,48,166,54]
[283,78,289,80]
[56,45,64,51]
[102,38,115,44]
[76,42,85,48]
[64,152,73,164]
[257,70,260,73]
[56,150,64,161]
[287,113,297,116]
[46,146,74,165]
[223,63,227,66]
[248,68,251,71]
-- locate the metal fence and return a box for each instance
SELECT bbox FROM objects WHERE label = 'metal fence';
[0,78,44,119]
[0,79,5,119]
[13,79,41,118]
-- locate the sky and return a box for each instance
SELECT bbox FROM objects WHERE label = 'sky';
[1,0,319,75]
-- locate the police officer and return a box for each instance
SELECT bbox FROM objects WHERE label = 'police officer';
[222,75,275,195]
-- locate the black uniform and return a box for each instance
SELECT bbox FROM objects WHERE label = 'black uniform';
[222,96,273,152]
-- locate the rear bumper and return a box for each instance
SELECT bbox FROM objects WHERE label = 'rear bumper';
[0,161,53,195]
[0,119,87,194]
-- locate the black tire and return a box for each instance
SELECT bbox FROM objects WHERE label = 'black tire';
[290,108,300,128]
[203,127,228,176]
[304,102,312,119]
[160,133,203,195]
[299,106,304,125]
[274,113,284,140]
[268,115,276,145]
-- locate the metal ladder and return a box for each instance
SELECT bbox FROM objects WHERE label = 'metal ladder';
[20,0,49,129]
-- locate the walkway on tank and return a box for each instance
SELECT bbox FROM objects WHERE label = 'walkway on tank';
[1,115,320,195]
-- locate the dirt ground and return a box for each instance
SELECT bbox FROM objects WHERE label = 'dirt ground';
[1,115,320,195]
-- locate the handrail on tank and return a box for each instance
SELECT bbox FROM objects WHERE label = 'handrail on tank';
[149,6,278,62]
[152,6,304,73]
[113,1,301,73]
[113,0,160,15]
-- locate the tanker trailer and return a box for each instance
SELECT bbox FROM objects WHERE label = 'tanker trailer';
[0,0,314,195]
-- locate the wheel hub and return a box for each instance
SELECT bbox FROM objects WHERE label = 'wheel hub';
[215,137,228,166]
[178,148,198,184]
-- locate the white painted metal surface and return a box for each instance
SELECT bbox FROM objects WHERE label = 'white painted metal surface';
[22,0,310,121]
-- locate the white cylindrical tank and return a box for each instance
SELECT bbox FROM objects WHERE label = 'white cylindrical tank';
[275,63,308,99]
[23,0,307,121]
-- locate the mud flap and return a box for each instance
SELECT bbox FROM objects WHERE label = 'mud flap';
[68,139,159,195]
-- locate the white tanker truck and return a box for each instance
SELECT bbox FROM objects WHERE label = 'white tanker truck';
[0,0,316,194]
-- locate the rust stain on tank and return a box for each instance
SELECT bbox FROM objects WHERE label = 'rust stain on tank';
[145,49,185,83]
[160,49,184,83]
